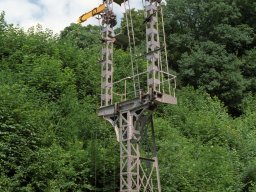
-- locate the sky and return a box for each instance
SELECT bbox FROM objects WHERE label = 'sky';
[0,0,142,34]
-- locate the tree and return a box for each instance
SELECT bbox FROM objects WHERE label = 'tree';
[0,11,7,32]
[120,9,145,46]
[179,41,244,115]
[163,0,255,114]
[156,87,243,191]
[241,49,256,93]
[60,24,100,49]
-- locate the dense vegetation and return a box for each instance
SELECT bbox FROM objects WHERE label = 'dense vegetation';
[0,0,256,191]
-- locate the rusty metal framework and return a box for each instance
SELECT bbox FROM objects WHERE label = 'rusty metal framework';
[85,0,177,191]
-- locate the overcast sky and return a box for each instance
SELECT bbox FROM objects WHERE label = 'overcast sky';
[0,0,142,34]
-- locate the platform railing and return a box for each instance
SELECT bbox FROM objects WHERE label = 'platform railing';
[104,70,176,103]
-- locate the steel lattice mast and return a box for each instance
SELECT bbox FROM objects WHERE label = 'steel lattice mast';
[100,0,116,106]
[79,0,177,191]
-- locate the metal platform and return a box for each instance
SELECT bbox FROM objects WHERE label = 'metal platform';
[99,91,177,117]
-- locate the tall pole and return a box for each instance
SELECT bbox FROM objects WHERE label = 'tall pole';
[146,0,161,93]
[118,104,161,191]
[101,0,116,107]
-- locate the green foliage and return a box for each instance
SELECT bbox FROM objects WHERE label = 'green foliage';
[242,165,256,192]
[179,41,244,114]
[0,11,7,32]
[164,0,256,114]
[120,9,145,46]
[210,24,254,55]
[60,24,100,49]
[235,0,256,30]
[156,87,247,191]
[241,49,256,93]
[27,55,75,101]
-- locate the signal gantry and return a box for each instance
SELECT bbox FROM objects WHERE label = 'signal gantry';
[78,0,176,191]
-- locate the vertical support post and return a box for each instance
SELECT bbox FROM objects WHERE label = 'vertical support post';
[145,0,161,93]
[101,0,115,106]
[119,108,161,192]
[151,116,162,192]
[119,111,140,191]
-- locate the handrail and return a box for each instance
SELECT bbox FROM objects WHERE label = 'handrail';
[107,70,177,103]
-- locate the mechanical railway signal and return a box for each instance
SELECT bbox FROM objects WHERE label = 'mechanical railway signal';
[78,1,177,191]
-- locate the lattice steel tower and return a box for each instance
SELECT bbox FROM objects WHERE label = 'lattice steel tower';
[79,0,177,191]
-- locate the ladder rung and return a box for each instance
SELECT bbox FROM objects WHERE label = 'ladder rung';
[139,157,155,162]
[143,9,160,24]
[135,47,162,59]
[143,14,154,23]
[146,47,162,55]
